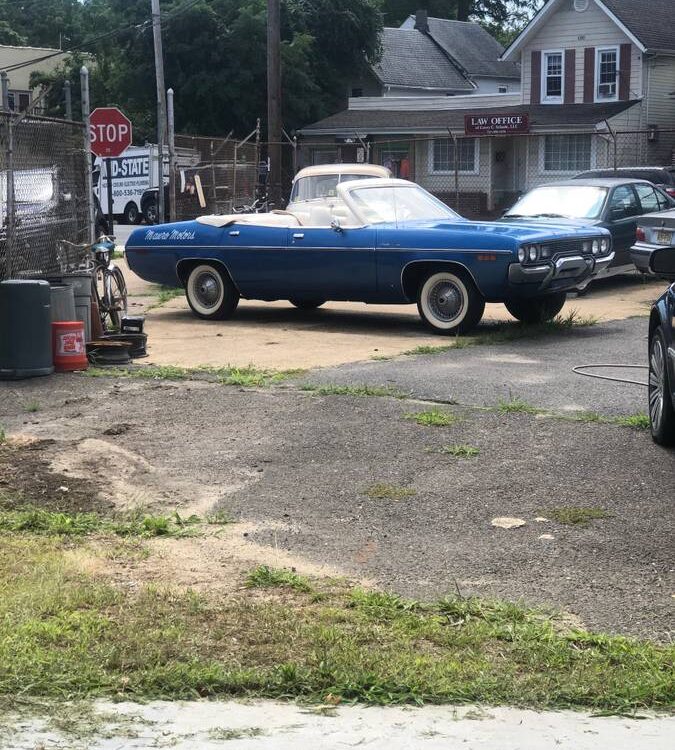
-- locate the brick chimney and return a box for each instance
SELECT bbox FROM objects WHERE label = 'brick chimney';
[414,9,429,33]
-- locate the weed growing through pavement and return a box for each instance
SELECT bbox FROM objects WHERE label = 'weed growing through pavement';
[23,401,40,413]
[0,426,5,444]
[205,510,233,525]
[403,344,452,356]
[438,445,480,458]
[208,728,265,740]
[146,285,183,310]
[614,413,650,430]
[497,398,543,415]
[83,364,303,388]
[301,384,407,398]
[547,507,610,526]
[246,565,313,593]
[404,409,458,427]
[363,483,417,500]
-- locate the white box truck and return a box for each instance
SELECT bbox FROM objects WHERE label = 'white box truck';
[94,145,167,224]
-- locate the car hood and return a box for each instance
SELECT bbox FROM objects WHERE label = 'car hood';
[392,218,609,244]
[500,215,603,230]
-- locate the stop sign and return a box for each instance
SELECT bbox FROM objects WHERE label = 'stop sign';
[89,107,132,158]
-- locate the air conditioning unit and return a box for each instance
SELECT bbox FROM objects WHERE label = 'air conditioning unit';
[598,82,616,98]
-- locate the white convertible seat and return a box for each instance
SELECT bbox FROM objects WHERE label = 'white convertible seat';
[307,205,333,227]
[196,213,301,228]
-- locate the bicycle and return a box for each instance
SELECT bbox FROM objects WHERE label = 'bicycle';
[58,235,128,332]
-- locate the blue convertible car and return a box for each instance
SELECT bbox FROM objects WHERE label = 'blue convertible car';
[126,178,614,335]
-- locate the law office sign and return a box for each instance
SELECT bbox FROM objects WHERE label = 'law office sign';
[464,113,530,135]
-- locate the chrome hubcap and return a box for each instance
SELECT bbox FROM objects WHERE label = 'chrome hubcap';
[649,337,665,433]
[428,280,463,322]
[195,272,221,308]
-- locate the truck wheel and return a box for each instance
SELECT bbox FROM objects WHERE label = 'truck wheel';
[417,269,485,335]
[123,202,141,224]
[143,199,158,224]
[185,264,239,320]
[505,293,566,324]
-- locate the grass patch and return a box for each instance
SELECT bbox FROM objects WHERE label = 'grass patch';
[83,364,303,388]
[0,426,5,444]
[246,565,313,593]
[363,483,417,500]
[614,413,650,430]
[146,285,183,310]
[0,537,672,710]
[547,507,610,526]
[403,344,452,356]
[300,384,406,399]
[438,444,480,458]
[0,508,201,538]
[23,401,40,413]
[404,409,458,427]
[208,727,265,740]
[497,398,544,415]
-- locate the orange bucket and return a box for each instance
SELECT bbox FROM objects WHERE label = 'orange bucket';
[52,321,88,372]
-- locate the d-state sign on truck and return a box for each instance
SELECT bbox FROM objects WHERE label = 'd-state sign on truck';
[93,146,168,224]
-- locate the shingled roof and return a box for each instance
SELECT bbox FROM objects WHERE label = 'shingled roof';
[300,100,639,135]
[600,0,675,51]
[374,28,474,91]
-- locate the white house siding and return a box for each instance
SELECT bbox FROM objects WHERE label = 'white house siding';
[645,55,675,163]
[472,77,521,94]
[0,45,66,96]
[349,93,521,111]
[519,0,642,105]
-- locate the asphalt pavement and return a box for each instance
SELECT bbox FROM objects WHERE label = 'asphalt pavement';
[306,317,650,416]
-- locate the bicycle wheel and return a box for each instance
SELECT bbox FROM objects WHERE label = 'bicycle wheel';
[97,266,128,331]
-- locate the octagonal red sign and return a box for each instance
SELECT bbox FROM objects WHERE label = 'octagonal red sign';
[89,107,133,158]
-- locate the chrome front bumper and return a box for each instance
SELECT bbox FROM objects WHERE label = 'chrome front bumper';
[508,252,615,291]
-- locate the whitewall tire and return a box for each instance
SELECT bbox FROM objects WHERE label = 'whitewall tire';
[417,270,485,335]
[185,263,239,320]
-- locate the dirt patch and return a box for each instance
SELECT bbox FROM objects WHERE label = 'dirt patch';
[0,440,113,514]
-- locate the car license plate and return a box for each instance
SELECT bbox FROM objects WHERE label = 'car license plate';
[656,230,673,245]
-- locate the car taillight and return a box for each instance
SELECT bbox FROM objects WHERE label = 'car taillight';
[635,227,646,242]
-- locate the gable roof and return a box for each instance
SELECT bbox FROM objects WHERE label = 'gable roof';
[502,0,675,60]
[421,17,520,78]
[374,28,474,91]
[600,0,675,51]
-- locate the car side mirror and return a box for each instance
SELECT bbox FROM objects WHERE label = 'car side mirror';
[649,246,675,280]
[331,218,343,233]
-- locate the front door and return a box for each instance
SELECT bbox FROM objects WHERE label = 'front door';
[286,225,377,300]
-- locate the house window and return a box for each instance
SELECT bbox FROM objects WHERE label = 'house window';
[595,47,618,101]
[377,145,411,179]
[6,90,30,112]
[498,84,509,93]
[311,148,339,166]
[431,138,478,173]
[543,134,592,172]
[351,88,363,98]
[541,51,563,103]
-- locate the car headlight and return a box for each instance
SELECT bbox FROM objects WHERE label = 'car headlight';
[592,240,600,255]
[518,247,526,263]
[600,238,609,254]
[528,245,539,262]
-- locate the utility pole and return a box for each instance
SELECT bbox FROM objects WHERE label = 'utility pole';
[151,0,167,224]
[267,0,282,206]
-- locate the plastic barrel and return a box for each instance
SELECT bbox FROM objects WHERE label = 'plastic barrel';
[49,284,76,323]
[52,320,88,372]
[62,272,93,343]
[0,279,54,380]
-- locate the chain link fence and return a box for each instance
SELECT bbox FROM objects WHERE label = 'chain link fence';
[172,134,258,219]
[0,112,90,281]
[296,129,675,219]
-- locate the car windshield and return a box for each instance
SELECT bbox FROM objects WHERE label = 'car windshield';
[348,184,459,224]
[506,185,608,220]
[290,173,375,203]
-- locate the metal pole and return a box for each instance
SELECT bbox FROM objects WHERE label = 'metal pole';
[80,65,95,242]
[167,87,176,221]
[151,0,167,224]
[6,118,15,278]
[232,142,238,211]
[1,71,9,111]
[267,0,282,206]
[209,140,217,213]
[453,133,459,211]
[105,157,114,236]
[64,79,72,120]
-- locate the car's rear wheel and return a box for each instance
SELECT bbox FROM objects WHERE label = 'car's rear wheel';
[123,202,140,225]
[417,270,485,335]
[504,292,566,324]
[143,199,158,224]
[289,298,325,310]
[648,328,675,446]
[185,264,239,320]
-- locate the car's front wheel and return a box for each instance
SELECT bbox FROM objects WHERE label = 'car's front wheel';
[289,298,325,310]
[123,202,140,225]
[143,199,158,224]
[504,292,566,324]
[417,270,485,335]
[648,328,675,446]
[185,264,239,320]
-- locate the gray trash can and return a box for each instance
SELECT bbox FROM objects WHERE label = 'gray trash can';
[0,279,54,380]
[62,271,93,342]
[50,284,76,322]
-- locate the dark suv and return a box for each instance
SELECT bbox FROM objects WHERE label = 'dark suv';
[575,167,675,199]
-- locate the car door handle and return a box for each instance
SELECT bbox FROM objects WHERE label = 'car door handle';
[292,233,305,240]
[229,230,240,237]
